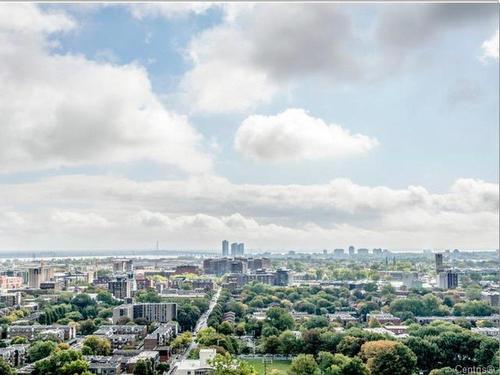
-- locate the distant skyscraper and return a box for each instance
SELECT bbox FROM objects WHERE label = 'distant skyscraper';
[237,243,244,256]
[348,246,355,255]
[334,248,344,256]
[230,243,238,256]
[222,240,229,257]
[437,271,458,289]
[357,248,369,256]
[435,253,444,273]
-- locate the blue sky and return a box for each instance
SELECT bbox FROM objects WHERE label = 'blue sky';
[0,3,498,251]
[48,3,499,190]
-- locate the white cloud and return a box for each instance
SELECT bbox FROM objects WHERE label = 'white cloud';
[180,3,498,113]
[0,4,211,174]
[234,109,378,162]
[128,3,218,19]
[481,29,499,62]
[180,4,360,113]
[0,3,75,33]
[0,175,497,250]
[51,211,110,228]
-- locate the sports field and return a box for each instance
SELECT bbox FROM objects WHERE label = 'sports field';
[242,358,292,375]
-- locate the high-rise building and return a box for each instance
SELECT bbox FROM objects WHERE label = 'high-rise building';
[222,240,229,256]
[27,261,54,288]
[437,271,458,289]
[435,253,444,273]
[275,268,293,286]
[348,246,355,255]
[230,243,238,256]
[357,248,369,256]
[334,249,345,256]
[108,275,133,300]
[237,243,245,256]
[112,303,177,324]
[113,259,134,273]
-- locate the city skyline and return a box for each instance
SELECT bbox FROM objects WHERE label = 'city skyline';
[0,3,498,251]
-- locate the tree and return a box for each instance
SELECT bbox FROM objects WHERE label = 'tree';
[60,359,89,375]
[317,351,336,373]
[403,336,440,373]
[219,321,234,335]
[278,330,302,355]
[452,301,495,316]
[79,319,97,335]
[337,335,363,357]
[210,353,257,375]
[0,358,15,375]
[360,340,417,375]
[134,359,154,375]
[156,363,170,374]
[171,332,192,351]
[341,357,369,375]
[289,354,320,375]
[65,311,84,321]
[116,316,131,325]
[82,335,111,356]
[177,304,201,331]
[474,337,499,367]
[303,316,329,329]
[429,368,460,375]
[135,289,161,303]
[262,335,280,354]
[265,307,294,332]
[11,336,29,344]
[302,329,322,355]
[317,353,368,375]
[97,291,116,305]
[71,294,95,310]
[27,341,57,363]
[34,349,89,375]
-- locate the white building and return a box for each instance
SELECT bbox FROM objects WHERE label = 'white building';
[174,348,216,375]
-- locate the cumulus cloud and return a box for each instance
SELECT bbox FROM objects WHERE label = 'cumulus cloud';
[234,109,378,162]
[180,4,361,113]
[0,175,497,250]
[180,3,498,113]
[128,2,218,19]
[376,4,497,51]
[0,4,211,174]
[481,29,499,62]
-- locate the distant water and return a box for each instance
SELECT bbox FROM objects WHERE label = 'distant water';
[0,248,218,260]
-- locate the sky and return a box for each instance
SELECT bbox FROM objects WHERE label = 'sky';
[0,3,498,252]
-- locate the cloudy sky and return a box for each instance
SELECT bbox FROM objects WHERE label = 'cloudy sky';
[0,3,498,252]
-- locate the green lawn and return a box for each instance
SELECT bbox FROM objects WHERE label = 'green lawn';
[242,358,292,375]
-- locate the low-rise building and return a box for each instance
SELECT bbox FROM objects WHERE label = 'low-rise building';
[143,322,177,350]
[366,313,401,325]
[0,345,27,367]
[94,325,147,340]
[481,291,500,306]
[85,355,122,375]
[0,292,22,307]
[174,348,216,375]
[7,324,76,341]
[127,351,159,373]
[471,327,500,338]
